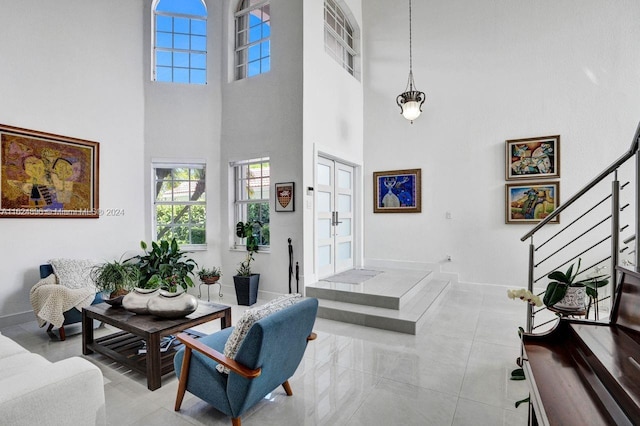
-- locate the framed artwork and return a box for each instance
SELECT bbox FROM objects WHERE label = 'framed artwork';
[506,182,559,224]
[373,168,421,213]
[506,135,560,180]
[0,124,99,218]
[275,182,294,212]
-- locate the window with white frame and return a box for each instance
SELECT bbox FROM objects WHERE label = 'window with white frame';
[153,0,207,84]
[234,0,271,80]
[153,162,206,247]
[232,158,270,249]
[324,0,357,77]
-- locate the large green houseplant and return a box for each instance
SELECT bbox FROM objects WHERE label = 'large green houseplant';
[130,238,198,293]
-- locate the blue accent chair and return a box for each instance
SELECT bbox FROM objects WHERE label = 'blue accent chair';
[39,264,104,341]
[173,297,318,426]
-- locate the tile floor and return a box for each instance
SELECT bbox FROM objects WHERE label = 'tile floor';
[0,281,537,426]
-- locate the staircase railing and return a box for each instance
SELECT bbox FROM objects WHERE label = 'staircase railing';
[521,122,640,333]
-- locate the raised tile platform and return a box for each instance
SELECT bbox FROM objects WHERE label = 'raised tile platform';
[306,268,450,335]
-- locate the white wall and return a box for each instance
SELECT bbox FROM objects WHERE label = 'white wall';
[220,0,305,295]
[303,0,364,283]
[142,0,223,271]
[0,0,146,323]
[363,0,640,286]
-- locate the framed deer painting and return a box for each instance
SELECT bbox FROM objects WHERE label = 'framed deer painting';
[373,169,421,213]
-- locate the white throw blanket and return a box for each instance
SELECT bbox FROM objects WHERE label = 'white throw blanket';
[29,275,96,328]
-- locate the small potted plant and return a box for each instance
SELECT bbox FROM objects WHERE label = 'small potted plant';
[233,221,262,305]
[90,257,140,305]
[198,267,222,284]
[543,258,609,312]
[507,259,609,313]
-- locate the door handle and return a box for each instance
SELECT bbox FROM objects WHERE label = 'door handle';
[331,211,342,226]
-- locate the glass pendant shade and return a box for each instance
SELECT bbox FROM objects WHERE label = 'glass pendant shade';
[397,90,425,122]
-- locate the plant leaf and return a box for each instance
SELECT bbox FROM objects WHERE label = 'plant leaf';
[515,396,530,408]
[543,282,568,306]
[547,271,569,283]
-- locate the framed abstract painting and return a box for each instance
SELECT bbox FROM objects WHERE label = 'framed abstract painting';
[0,124,99,218]
[506,135,560,180]
[373,168,421,213]
[505,182,559,224]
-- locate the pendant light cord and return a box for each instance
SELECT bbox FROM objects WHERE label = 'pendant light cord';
[409,0,413,77]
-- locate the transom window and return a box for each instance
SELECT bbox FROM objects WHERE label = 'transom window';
[232,158,270,249]
[324,0,357,77]
[153,0,207,84]
[153,162,206,247]
[235,0,271,80]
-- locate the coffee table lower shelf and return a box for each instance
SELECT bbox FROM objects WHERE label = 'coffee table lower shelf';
[87,331,180,379]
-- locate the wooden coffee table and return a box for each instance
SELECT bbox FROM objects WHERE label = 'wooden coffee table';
[82,301,231,390]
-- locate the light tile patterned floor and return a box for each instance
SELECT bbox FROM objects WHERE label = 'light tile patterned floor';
[1,281,533,425]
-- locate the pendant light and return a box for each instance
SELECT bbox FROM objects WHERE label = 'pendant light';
[396,0,425,123]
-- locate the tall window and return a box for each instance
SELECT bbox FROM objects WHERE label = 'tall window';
[324,0,357,77]
[235,0,271,80]
[232,158,270,249]
[153,0,207,84]
[153,162,206,247]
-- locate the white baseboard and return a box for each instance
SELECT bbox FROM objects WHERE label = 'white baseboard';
[0,310,35,329]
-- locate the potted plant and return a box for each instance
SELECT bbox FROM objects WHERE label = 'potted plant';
[543,258,609,312]
[130,238,198,292]
[234,252,259,305]
[233,220,263,305]
[90,257,140,305]
[199,267,222,284]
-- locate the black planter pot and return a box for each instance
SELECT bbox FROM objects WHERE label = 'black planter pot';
[233,274,260,306]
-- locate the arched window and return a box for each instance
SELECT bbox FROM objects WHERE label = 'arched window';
[235,0,271,80]
[153,0,207,84]
[324,0,358,78]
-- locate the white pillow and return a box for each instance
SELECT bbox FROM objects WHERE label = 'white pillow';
[48,258,97,290]
[216,294,303,374]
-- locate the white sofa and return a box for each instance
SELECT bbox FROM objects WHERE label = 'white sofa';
[0,332,105,425]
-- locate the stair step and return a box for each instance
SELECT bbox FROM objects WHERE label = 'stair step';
[316,279,450,335]
[307,269,432,310]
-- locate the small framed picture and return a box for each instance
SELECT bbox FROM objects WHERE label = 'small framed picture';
[506,135,560,180]
[373,168,421,213]
[275,182,294,212]
[506,182,559,224]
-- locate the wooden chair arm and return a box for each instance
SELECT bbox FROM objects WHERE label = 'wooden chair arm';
[176,333,261,379]
[307,332,317,341]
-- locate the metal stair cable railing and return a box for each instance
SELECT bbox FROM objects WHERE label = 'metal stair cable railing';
[521,121,640,333]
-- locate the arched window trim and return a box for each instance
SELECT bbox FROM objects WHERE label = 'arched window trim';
[324,0,361,80]
[151,0,208,85]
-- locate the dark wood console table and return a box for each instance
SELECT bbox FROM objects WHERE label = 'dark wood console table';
[82,302,231,390]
